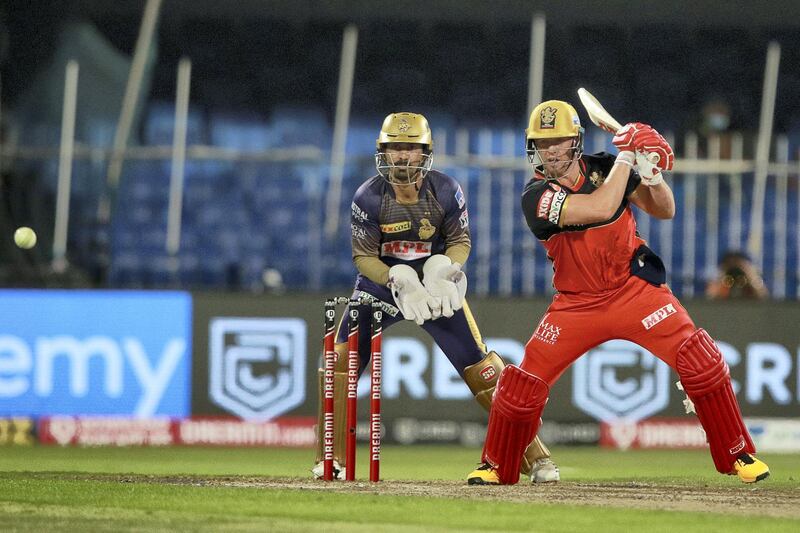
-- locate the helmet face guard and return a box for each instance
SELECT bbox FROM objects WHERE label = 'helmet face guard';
[375,112,433,185]
[525,101,585,177]
[375,150,433,185]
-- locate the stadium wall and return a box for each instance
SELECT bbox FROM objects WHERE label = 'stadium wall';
[1,290,797,449]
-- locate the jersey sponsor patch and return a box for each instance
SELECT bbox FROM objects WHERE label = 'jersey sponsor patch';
[380,221,411,233]
[537,189,555,218]
[455,185,466,209]
[351,202,369,222]
[381,240,432,260]
[459,209,469,229]
[641,303,677,330]
[548,190,567,225]
[351,223,368,240]
[532,314,561,345]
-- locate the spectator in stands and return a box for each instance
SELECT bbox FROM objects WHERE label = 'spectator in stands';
[706,251,768,300]
[698,97,735,159]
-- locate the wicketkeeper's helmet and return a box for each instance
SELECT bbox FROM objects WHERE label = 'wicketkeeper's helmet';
[375,112,433,184]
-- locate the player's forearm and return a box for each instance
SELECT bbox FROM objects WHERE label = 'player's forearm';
[445,242,470,266]
[588,158,633,217]
[642,182,675,219]
[353,255,390,285]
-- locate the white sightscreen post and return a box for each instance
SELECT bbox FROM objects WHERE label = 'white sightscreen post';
[747,41,781,267]
[166,58,192,256]
[773,136,789,298]
[324,24,358,239]
[705,135,721,285]
[100,0,162,222]
[476,129,492,296]
[728,133,744,249]
[499,130,515,296]
[0,72,3,176]
[52,60,79,272]
[527,13,546,118]
[682,132,698,297]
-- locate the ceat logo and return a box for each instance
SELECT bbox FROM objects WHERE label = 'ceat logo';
[479,366,496,381]
[572,340,670,422]
[209,318,306,420]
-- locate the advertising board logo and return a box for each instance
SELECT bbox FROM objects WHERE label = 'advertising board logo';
[0,290,191,417]
[209,318,306,420]
[572,340,670,422]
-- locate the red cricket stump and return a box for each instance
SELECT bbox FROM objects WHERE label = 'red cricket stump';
[322,299,336,481]
[345,299,360,481]
[369,302,383,482]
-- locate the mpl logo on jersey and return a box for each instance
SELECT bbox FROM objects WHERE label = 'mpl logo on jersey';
[572,339,670,422]
[209,318,306,420]
[0,290,192,417]
[381,241,432,260]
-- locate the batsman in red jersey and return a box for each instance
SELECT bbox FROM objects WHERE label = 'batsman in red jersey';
[467,100,769,485]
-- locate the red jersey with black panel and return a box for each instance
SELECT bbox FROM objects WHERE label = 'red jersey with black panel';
[520,152,643,294]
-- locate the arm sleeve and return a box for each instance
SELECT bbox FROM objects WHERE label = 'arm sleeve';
[351,191,382,259]
[445,242,471,265]
[442,181,471,251]
[354,255,390,285]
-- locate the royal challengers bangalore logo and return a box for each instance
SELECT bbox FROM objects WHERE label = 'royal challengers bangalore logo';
[398,118,410,133]
[540,106,557,129]
[418,218,436,240]
[589,170,605,187]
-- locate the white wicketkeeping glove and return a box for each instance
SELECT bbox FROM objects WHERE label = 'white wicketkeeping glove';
[635,150,664,186]
[422,254,467,319]
[387,264,437,325]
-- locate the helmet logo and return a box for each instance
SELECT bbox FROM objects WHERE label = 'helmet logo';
[418,218,436,240]
[540,106,557,129]
[398,118,410,133]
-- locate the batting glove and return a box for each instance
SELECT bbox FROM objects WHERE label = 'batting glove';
[635,151,664,186]
[612,122,652,153]
[632,131,674,172]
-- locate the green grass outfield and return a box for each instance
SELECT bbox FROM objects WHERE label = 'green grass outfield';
[0,445,798,532]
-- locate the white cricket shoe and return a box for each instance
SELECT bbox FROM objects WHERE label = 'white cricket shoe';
[531,458,560,483]
[312,460,346,480]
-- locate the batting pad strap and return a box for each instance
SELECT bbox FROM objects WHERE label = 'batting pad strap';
[676,329,755,473]
[482,365,549,484]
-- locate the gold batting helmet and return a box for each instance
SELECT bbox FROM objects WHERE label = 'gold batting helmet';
[375,112,434,185]
[525,100,584,167]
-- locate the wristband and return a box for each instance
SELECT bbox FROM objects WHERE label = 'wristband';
[615,151,636,168]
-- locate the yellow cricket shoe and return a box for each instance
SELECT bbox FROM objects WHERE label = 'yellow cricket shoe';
[467,462,500,485]
[733,454,769,483]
